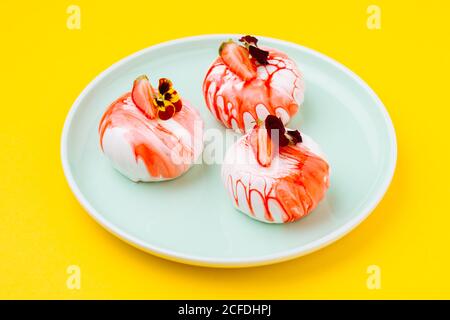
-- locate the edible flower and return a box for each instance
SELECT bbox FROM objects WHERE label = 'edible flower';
[239,35,269,65]
[264,115,302,147]
[155,78,182,120]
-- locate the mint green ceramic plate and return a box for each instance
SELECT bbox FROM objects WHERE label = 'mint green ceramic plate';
[61,35,396,267]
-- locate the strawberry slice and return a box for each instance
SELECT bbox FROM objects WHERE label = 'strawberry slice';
[249,124,273,167]
[219,40,257,81]
[131,75,157,119]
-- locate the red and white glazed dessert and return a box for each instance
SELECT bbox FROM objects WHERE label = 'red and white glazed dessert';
[99,76,203,182]
[222,115,329,223]
[203,35,304,133]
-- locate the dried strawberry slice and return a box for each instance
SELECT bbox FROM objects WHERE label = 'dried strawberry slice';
[250,124,273,167]
[219,40,257,81]
[131,75,157,119]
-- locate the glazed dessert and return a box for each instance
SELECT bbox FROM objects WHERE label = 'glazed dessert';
[99,75,203,182]
[222,115,329,223]
[203,35,304,133]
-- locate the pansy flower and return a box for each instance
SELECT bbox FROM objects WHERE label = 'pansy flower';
[155,78,182,120]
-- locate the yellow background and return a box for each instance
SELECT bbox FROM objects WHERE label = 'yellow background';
[0,0,448,299]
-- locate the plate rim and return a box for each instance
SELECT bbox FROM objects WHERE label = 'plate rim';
[60,34,397,268]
